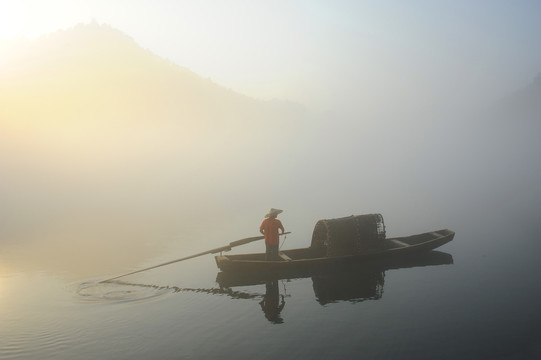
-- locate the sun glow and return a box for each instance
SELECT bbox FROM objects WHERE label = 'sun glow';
[0,266,13,306]
[0,11,20,39]
[0,2,47,40]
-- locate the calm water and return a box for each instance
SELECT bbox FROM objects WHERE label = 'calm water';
[1,212,541,360]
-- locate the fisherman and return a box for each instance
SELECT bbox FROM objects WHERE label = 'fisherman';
[259,208,285,261]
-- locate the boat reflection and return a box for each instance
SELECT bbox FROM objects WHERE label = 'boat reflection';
[216,251,453,309]
[312,267,384,305]
[87,251,452,324]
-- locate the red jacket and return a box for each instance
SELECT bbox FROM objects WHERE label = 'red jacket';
[260,218,284,245]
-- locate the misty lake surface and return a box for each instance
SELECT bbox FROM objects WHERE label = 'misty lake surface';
[2,210,540,360]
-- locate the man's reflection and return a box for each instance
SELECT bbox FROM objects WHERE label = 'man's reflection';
[259,280,285,324]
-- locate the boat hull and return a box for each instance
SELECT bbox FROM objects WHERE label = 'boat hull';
[216,250,453,288]
[215,229,454,273]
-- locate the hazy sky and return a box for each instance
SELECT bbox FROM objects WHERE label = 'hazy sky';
[1,0,540,111]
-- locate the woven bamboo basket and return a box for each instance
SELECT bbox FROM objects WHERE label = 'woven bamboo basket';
[311,214,386,257]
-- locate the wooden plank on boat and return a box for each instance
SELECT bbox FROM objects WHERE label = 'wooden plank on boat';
[391,239,409,247]
[279,252,292,261]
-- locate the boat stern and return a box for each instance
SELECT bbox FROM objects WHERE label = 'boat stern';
[215,255,232,272]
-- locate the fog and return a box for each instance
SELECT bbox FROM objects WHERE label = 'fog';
[1,22,540,280]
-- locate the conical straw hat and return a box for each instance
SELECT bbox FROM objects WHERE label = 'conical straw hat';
[265,208,283,218]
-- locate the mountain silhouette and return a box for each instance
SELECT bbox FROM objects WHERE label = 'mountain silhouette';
[0,22,306,131]
[494,73,541,126]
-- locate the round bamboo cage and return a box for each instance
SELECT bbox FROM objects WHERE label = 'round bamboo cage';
[311,214,386,257]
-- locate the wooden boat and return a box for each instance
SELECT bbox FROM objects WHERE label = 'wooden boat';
[215,228,454,273]
[216,250,454,288]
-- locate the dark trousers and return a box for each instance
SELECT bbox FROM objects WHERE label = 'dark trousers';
[265,244,279,261]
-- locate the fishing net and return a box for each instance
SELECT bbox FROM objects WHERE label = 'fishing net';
[311,214,386,257]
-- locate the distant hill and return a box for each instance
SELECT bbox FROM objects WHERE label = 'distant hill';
[509,73,541,107]
[0,22,306,132]
[494,73,541,126]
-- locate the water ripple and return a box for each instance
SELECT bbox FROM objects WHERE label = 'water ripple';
[75,280,174,304]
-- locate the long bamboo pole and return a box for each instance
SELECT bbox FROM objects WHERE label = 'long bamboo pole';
[100,232,290,283]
